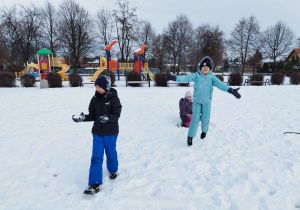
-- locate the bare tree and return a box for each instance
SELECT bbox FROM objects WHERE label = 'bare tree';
[95,7,114,54]
[228,16,260,75]
[192,24,225,68]
[1,4,44,66]
[164,14,193,74]
[151,34,168,71]
[113,0,138,62]
[137,20,156,60]
[297,37,300,48]
[246,49,263,73]
[56,0,94,72]
[43,1,58,56]
[0,24,10,68]
[261,21,295,71]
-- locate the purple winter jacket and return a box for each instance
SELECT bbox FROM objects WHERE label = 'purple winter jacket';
[179,98,193,123]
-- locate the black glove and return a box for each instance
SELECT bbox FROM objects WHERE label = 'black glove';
[228,88,241,99]
[165,74,176,81]
[99,114,109,123]
[72,112,85,122]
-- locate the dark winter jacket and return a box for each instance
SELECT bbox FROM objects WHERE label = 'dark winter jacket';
[84,88,122,136]
[179,98,193,123]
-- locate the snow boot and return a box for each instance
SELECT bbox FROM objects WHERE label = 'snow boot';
[83,184,100,194]
[187,136,193,146]
[201,132,206,139]
[109,172,117,180]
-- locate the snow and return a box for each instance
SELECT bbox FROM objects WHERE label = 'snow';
[0,76,300,209]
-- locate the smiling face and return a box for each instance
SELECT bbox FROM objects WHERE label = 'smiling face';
[96,85,106,94]
[201,66,210,75]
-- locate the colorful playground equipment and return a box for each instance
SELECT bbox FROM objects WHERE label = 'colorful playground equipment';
[58,64,70,81]
[87,42,155,82]
[15,62,39,78]
[87,57,107,82]
[15,48,70,82]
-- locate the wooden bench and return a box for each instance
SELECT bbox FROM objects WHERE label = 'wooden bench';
[81,82,94,84]
[167,82,190,87]
[244,79,270,86]
[126,80,150,87]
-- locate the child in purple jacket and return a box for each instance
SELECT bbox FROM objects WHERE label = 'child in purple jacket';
[179,90,193,127]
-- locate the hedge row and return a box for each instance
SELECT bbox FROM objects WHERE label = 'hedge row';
[1,71,299,88]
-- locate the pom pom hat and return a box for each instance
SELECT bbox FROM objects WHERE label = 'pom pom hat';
[185,90,192,98]
[199,58,212,69]
[197,56,214,72]
[95,73,111,92]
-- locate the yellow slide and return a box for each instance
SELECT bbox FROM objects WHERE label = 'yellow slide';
[87,57,107,82]
[87,66,104,82]
[16,63,39,78]
[58,64,70,81]
[143,63,155,80]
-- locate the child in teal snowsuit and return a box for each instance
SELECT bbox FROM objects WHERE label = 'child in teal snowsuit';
[166,56,241,146]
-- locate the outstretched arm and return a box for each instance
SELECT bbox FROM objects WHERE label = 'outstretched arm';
[166,73,197,83]
[212,75,241,99]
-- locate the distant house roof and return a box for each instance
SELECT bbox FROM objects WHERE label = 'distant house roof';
[285,49,300,61]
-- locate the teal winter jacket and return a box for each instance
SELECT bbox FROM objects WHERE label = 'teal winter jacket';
[176,56,229,104]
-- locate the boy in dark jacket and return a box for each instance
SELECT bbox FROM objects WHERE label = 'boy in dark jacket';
[72,73,122,194]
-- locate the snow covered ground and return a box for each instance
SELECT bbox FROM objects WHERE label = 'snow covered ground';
[0,76,300,209]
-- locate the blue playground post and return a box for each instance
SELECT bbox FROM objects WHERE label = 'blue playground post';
[106,51,110,72]
[139,55,142,74]
[117,59,120,81]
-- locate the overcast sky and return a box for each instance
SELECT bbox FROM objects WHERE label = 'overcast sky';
[1,0,300,42]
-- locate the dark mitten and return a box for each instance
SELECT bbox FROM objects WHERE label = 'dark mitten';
[72,112,85,122]
[228,88,241,99]
[99,114,109,123]
[165,74,176,81]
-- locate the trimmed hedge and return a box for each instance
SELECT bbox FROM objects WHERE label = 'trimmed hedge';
[0,71,16,87]
[286,71,295,77]
[47,72,62,88]
[126,71,141,87]
[228,72,243,86]
[69,73,83,87]
[21,74,36,87]
[271,72,285,85]
[155,72,167,87]
[250,74,264,86]
[290,72,300,85]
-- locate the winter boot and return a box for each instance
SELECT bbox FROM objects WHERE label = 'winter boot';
[187,136,193,146]
[109,172,117,180]
[201,132,206,139]
[83,184,100,194]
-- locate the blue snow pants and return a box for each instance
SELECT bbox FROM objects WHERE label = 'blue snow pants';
[88,134,118,185]
[188,103,211,138]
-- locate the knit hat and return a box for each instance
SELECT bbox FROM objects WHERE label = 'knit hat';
[199,58,212,70]
[185,90,192,98]
[95,73,111,92]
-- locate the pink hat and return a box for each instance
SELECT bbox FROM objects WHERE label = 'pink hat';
[185,90,192,98]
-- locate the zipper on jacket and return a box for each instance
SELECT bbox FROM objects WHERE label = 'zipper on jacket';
[201,74,206,104]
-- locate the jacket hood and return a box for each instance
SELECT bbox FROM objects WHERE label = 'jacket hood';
[197,56,214,73]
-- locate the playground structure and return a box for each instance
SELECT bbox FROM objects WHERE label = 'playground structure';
[15,62,39,79]
[87,57,107,82]
[87,42,155,82]
[15,48,70,81]
[58,64,70,81]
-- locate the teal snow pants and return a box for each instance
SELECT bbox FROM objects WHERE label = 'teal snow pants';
[188,103,211,138]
